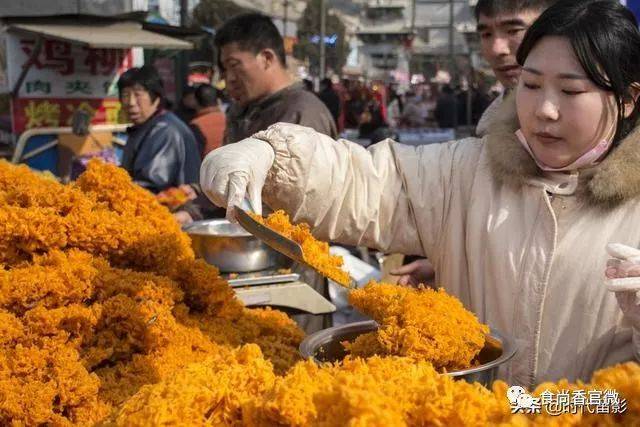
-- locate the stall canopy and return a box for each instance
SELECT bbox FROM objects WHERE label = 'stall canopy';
[7,20,193,50]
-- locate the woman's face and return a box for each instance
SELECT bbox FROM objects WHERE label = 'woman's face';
[516,36,617,169]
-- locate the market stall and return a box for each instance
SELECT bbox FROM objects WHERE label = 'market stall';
[2,16,192,174]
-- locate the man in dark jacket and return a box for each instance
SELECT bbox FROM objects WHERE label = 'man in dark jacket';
[215,13,337,143]
[118,66,201,193]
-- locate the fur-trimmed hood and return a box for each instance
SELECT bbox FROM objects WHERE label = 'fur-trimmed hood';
[486,93,640,209]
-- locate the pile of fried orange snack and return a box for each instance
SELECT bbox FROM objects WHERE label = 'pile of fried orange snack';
[345,282,489,371]
[1,160,638,426]
[249,210,351,286]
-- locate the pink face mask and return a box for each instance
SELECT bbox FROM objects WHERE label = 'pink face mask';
[515,129,613,172]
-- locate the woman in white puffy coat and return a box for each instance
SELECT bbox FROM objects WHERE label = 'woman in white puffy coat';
[200,0,640,388]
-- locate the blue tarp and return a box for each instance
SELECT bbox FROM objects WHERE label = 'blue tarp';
[623,0,640,23]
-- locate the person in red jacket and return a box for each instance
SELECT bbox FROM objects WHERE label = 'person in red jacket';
[190,84,226,158]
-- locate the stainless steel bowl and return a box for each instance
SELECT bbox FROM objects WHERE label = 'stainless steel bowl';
[299,320,516,386]
[183,219,289,273]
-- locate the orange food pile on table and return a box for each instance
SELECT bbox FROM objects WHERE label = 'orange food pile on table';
[0,160,303,425]
[249,210,351,287]
[345,282,489,370]
[1,160,639,426]
[110,354,640,426]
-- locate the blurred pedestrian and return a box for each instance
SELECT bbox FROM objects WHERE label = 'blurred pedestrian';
[317,77,341,128]
[386,89,404,128]
[402,91,426,127]
[434,85,458,128]
[190,84,226,158]
[358,94,386,139]
[176,85,198,123]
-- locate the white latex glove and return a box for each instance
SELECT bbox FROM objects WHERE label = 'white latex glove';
[605,243,640,358]
[200,138,275,222]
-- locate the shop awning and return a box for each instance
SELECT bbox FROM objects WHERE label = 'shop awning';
[8,21,193,50]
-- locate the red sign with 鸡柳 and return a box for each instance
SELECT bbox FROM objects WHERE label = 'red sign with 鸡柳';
[6,33,134,133]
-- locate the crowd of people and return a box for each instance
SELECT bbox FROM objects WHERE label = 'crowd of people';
[302,77,497,143]
[115,6,503,223]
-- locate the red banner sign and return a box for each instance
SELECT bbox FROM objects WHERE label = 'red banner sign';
[12,98,128,133]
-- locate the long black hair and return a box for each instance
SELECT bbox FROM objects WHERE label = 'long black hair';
[516,0,640,143]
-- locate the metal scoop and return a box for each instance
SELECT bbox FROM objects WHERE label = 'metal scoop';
[234,206,356,288]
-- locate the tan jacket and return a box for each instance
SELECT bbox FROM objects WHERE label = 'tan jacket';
[254,94,640,388]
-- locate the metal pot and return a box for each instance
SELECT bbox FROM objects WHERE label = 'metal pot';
[183,219,289,273]
[299,320,517,386]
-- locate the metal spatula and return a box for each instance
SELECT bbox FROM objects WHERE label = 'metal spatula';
[235,206,306,264]
[234,206,356,288]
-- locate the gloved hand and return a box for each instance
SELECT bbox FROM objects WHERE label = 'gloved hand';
[200,138,275,221]
[605,243,640,358]
[390,258,436,287]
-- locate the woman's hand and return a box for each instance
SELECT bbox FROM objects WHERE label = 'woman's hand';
[605,243,640,326]
[390,258,436,287]
[200,138,275,222]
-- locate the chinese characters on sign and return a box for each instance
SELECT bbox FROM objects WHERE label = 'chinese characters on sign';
[7,34,133,133]
[13,99,126,132]
[507,386,628,415]
[18,39,130,85]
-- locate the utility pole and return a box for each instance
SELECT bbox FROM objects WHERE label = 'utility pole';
[319,0,327,80]
[283,0,289,38]
[410,0,417,79]
[177,0,190,107]
[410,0,416,32]
[448,0,458,128]
[448,0,456,79]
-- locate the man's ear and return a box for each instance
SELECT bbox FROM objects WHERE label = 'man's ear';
[151,95,161,110]
[260,49,279,70]
[623,83,640,118]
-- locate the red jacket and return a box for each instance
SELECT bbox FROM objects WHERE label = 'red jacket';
[190,106,226,158]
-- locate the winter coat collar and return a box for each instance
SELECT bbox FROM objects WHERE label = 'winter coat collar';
[486,92,640,209]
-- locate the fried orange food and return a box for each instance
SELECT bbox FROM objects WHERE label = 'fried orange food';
[344,282,489,371]
[0,159,194,274]
[244,356,508,427]
[109,344,276,426]
[249,210,351,287]
[3,160,640,427]
[0,160,303,425]
[155,185,195,210]
[111,354,640,427]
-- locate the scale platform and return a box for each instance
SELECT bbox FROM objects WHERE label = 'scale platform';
[225,270,336,315]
